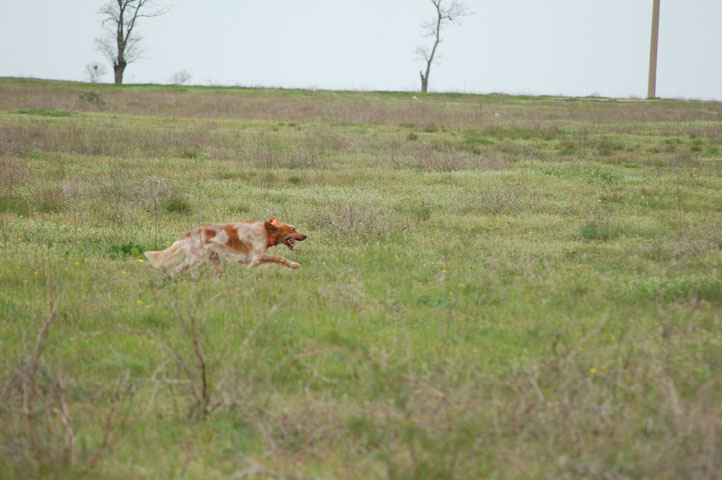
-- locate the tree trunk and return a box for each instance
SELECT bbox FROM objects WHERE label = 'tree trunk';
[113,62,126,85]
[419,8,441,94]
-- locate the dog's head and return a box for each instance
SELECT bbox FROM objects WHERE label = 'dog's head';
[265,219,307,251]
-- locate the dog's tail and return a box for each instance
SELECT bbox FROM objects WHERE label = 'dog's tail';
[144,240,185,268]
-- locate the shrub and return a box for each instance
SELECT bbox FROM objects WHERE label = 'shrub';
[624,275,722,303]
[557,140,579,156]
[410,201,432,222]
[35,186,65,213]
[0,196,31,216]
[463,134,493,145]
[312,202,412,243]
[540,168,621,183]
[104,241,155,259]
[165,196,192,214]
[595,138,624,156]
[78,91,106,107]
[579,222,619,241]
[180,149,199,159]
[12,109,75,117]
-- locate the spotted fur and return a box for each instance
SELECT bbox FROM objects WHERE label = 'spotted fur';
[144,219,307,275]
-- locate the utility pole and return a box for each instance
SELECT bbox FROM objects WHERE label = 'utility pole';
[647,0,661,98]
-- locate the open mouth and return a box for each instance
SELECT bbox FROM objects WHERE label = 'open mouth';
[284,234,305,251]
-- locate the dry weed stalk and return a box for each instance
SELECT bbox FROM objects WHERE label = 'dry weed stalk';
[132,290,282,420]
[285,312,716,478]
[0,276,128,475]
[135,300,221,419]
[313,201,412,242]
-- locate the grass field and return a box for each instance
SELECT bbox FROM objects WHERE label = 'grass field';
[1,77,721,479]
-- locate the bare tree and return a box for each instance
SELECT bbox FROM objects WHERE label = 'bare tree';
[415,0,471,94]
[95,0,169,85]
[85,62,108,83]
[170,69,192,85]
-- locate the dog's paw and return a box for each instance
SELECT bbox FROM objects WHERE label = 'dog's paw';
[289,262,301,269]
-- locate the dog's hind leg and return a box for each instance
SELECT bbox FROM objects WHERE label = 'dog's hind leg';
[208,251,224,277]
[174,250,204,275]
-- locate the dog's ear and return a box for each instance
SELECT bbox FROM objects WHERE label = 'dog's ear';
[264,219,279,233]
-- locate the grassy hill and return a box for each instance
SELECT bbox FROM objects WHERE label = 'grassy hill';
[1,78,721,479]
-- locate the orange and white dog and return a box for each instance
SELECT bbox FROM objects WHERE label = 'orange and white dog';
[144,219,307,275]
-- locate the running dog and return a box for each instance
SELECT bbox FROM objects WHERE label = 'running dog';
[144,219,307,275]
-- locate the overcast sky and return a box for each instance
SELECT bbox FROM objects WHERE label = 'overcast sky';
[1,0,720,100]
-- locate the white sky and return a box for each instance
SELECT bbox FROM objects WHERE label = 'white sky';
[1,0,720,100]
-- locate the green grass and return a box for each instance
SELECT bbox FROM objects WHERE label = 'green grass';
[11,108,75,117]
[1,78,721,479]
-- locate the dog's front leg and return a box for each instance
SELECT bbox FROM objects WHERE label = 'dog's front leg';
[252,254,300,269]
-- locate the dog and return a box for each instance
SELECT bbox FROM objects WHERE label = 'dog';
[144,219,307,275]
